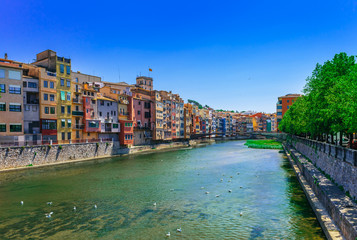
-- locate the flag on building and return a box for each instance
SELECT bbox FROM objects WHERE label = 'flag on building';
[149,68,152,72]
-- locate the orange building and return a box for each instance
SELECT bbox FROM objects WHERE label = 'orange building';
[276,94,301,129]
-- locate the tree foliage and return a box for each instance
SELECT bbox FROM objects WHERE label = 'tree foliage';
[280,52,357,143]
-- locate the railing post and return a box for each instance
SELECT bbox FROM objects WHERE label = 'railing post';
[100,138,103,143]
[50,140,52,145]
[86,139,88,143]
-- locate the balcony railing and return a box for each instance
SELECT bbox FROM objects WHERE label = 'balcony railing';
[72,111,84,116]
[73,98,82,104]
[73,124,84,129]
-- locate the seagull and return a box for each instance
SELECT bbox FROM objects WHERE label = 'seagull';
[47,202,52,205]
[220,179,223,182]
[177,228,182,232]
[228,190,232,193]
[170,189,174,191]
[45,212,53,218]
[205,191,210,194]
[73,206,76,211]
[201,187,205,189]
[240,212,243,216]
[166,232,171,237]
[215,194,220,197]
[153,202,157,206]
[20,201,24,205]
[94,204,97,209]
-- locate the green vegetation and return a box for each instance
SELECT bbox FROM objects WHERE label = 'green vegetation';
[26,164,33,167]
[244,139,282,149]
[279,52,357,147]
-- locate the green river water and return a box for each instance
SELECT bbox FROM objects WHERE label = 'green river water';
[0,141,325,239]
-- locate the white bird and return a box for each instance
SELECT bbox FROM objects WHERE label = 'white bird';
[240,212,243,216]
[228,190,232,193]
[94,204,97,209]
[177,228,182,232]
[220,179,223,182]
[201,187,205,189]
[215,194,220,197]
[73,206,76,211]
[170,189,174,191]
[153,202,157,206]
[47,202,52,205]
[45,212,53,218]
[166,232,171,237]
[205,191,210,194]
[20,201,24,205]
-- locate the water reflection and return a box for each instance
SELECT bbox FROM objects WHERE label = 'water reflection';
[0,141,325,239]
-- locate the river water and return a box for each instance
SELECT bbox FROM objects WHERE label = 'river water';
[0,141,325,239]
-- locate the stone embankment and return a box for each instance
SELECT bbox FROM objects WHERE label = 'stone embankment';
[0,138,221,172]
[284,137,357,240]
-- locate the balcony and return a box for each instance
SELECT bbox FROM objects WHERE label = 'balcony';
[72,111,84,116]
[73,98,82,104]
[73,124,84,130]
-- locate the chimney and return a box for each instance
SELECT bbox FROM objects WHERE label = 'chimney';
[4,53,8,60]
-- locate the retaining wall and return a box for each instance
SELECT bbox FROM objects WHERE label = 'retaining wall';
[290,136,357,200]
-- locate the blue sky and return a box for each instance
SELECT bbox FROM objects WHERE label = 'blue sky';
[2,0,357,112]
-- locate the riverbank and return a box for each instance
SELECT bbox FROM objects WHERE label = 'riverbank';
[283,142,357,240]
[0,138,224,172]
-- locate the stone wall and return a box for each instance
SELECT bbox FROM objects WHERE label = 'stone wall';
[289,136,357,200]
[0,140,195,171]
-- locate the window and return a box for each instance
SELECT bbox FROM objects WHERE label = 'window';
[25,105,30,111]
[50,94,54,101]
[0,103,5,111]
[75,78,78,83]
[23,82,27,87]
[66,66,70,75]
[50,81,54,88]
[99,112,102,117]
[9,70,21,80]
[68,132,71,140]
[107,103,109,106]
[138,101,141,105]
[28,82,37,88]
[76,130,80,138]
[0,124,5,132]
[113,123,118,129]
[61,119,65,128]
[67,119,71,128]
[287,100,289,103]
[75,106,79,111]
[44,107,49,114]
[61,106,65,114]
[67,92,71,101]
[66,80,70,87]
[10,124,22,132]
[60,78,64,86]
[60,91,65,100]
[44,94,48,101]
[137,110,141,115]
[44,81,48,88]
[50,107,55,114]
[92,100,95,104]
[62,132,65,140]
[277,112,282,116]
[9,85,21,94]
[0,69,5,78]
[277,106,282,109]
[287,106,290,109]
[0,84,5,93]
[100,100,104,106]
[42,120,56,130]
[60,64,64,73]
[67,106,71,114]
[9,104,21,112]
[89,121,98,128]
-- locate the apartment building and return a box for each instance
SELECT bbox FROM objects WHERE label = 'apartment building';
[0,58,24,143]
[97,95,119,141]
[33,50,72,142]
[152,90,164,141]
[82,83,101,140]
[277,93,302,129]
